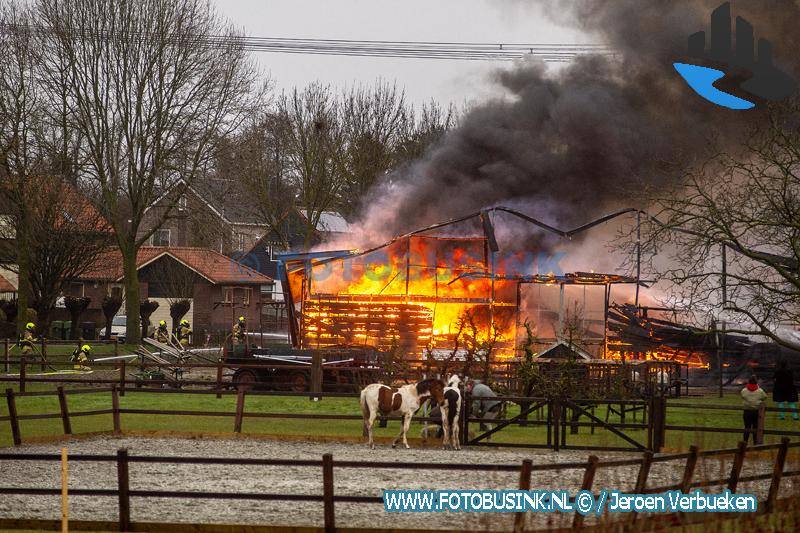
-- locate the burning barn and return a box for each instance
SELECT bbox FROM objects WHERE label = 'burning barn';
[277,207,640,362]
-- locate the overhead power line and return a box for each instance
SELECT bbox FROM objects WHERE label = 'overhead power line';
[0,22,615,61]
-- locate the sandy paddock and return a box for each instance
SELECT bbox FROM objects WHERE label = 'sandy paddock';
[0,435,797,531]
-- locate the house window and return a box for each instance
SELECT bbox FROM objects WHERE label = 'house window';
[67,282,84,297]
[223,286,252,305]
[110,285,123,300]
[152,229,170,247]
[178,195,187,211]
[234,232,246,251]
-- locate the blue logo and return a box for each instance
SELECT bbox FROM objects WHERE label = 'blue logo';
[674,2,796,109]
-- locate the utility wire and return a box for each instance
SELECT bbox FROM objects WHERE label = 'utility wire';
[0,22,615,61]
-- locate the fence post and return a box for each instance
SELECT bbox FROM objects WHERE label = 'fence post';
[727,441,747,492]
[461,389,470,444]
[680,445,699,493]
[513,459,532,533]
[111,385,121,434]
[119,360,126,397]
[322,453,335,533]
[628,450,654,526]
[3,338,8,373]
[117,449,131,531]
[756,404,766,445]
[572,455,599,531]
[41,338,47,371]
[114,341,119,356]
[19,356,26,393]
[216,358,223,399]
[765,437,790,512]
[57,386,72,435]
[234,389,246,433]
[5,388,21,446]
[311,352,322,401]
[650,397,666,452]
[552,399,562,451]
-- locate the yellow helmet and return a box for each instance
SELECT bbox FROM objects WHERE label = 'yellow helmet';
[181,319,189,326]
[159,320,167,327]
[81,344,91,353]
[26,322,34,331]
[238,316,245,323]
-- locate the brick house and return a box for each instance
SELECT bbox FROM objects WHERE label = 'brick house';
[138,178,267,256]
[67,246,273,338]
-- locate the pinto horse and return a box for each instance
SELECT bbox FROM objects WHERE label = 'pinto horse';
[360,378,445,449]
[440,375,462,450]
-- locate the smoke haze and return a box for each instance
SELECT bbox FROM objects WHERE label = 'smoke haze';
[341,0,800,254]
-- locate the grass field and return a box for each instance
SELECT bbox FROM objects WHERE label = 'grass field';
[1,382,799,450]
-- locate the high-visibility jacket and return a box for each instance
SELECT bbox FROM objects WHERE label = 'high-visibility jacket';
[232,323,246,345]
[71,348,91,370]
[177,325,191,346]
[155,326,169,343]
[20,331,34,354]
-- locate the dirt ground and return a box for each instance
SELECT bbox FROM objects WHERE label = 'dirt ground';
[0,436,797,531]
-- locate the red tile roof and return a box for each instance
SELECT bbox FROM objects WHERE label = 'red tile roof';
[79,247,272,285]
[0,273,16,292]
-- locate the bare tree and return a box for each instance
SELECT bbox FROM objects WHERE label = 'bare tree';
[0,2,46,334]
[37,0,259,343]
[634,98,800,350]
[215,111,298,249]
[337,81,410,218]
[278,83,345,250]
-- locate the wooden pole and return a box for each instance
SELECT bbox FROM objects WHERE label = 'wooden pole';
[234,389,246,433]
[216,358,223,399]
[3,338,8,373]
[61,447,68,533]
[111,385,121,434]
[552,399,561,452]
[727,441,747,492]
[58,386,72,435]
[311,351,322,401]
[680,445,700,493]
[41,338,47,371]
[119,360,126,397]
[766,438,790,512]
[572,456,599,531]
[117,449,131,532]
[322,453,335,533]
[628,451,653,526]
[513,459,532,533]
[756,404,766,445]
[6,388,21,446]
[19,356,26,393]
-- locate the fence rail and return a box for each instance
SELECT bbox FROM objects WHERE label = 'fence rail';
[3,386,800,453]
[0,439,798,533]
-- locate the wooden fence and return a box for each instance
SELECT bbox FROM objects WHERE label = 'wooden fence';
[0,438,798,533]
[2,386,800,453]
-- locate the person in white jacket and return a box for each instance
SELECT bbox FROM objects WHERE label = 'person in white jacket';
[741,375,767,444]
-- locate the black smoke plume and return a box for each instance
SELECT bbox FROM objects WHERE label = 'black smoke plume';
[345,0,800,249]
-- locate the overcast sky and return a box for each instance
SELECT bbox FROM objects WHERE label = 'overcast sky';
[215,0,592,107]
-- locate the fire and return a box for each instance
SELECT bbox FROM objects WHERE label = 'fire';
[294,234,518,357]
[606,341,710,369]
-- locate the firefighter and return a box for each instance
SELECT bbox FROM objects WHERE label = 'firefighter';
[232,316,247,346]
[71,344,92,371]
[155,320,169,343]
[20,322,36,356]
[177,319,192,348]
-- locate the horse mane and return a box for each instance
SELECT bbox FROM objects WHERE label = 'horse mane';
[416,378,443,395]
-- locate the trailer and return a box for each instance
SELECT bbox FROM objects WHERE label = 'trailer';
[226,345,383,392]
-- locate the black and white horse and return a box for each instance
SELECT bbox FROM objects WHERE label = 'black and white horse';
[440,374,462,450]
[360,378,445,449]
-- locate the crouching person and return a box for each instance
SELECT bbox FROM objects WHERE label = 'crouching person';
[71,344,92,371]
